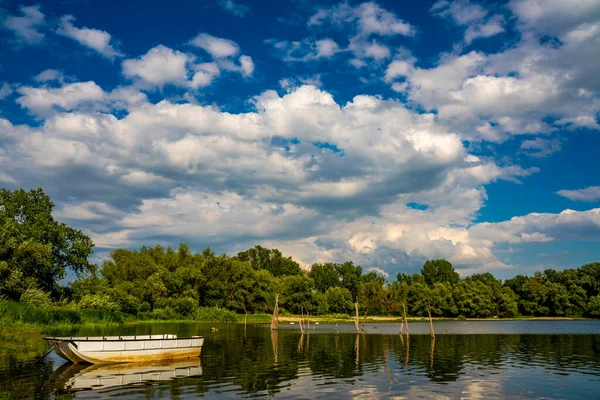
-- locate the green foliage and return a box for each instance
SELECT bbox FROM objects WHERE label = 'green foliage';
[193,306,238,323]
[0,188,94,299]
[309,263,340,293]
[335,261,362,301]
[586,296,600,317]
[77,293,121,312]
[236,245,301,277]
[4,189,599,322]
[19,288,51,308]
[421,259,459,286]
[279,275,318,314]
[324,287,354,314]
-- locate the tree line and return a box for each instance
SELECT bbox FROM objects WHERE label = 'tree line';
[1,188,600,319]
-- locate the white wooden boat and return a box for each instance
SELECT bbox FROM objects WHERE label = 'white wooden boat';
[49,358,202,391]
[44,334,203,364]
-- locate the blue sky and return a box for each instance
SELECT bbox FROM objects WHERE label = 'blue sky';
[1,0,599,279]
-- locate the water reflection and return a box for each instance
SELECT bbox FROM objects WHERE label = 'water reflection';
[47,359,202,392]
[0,322,599,399]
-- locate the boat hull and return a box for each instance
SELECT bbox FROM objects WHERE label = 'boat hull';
[67,343,202,364]
[44,335,203,364]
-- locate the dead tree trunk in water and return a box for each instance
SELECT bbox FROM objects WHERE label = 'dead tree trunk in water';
[354,302,360,334]
[426,304,435,339]
[402,302,409,336]
[271,294,279,330]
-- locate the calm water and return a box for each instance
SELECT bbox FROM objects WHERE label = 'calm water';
[1,321,600,399]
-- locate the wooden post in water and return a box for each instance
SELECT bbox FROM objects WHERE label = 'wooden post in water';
[305,307,310,332]
[354,302,360,334]
[427,303,435,339]
[271,294,279,331]
[402,302,409,336]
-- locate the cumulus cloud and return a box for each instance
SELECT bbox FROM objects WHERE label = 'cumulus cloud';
[270,2,412,67]
[122,45,190,87]
[57,15,123,58]
[218,0,249,17]
[431,0,505,44]
[0,82,551,275]
[16,81,106,117]
[557,186,600,202]
[3,5,46,44]
[34,69,66,83]
[268,38,341,62]
[0,83,13,100]
[121,35,253,89]
[520,137,562,158]
[385,2,600,141]
[309,2,414,36]
[15,80,147,117]
[508,0,600,35]
[190,33,240,58]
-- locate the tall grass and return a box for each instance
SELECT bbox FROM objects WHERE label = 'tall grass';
[0,300,123,327]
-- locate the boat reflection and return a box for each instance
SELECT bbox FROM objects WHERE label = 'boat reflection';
[48,358,202,392]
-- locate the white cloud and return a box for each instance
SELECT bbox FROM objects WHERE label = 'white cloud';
[268,38,341,62]
[557,186,600,202]
[122,45,190,87]
[509,0,600,35]
[16,81,106,117]
[431,0,505,44]
[34,69,66,83]
[217,0,249,17]
[189,62,221,89]
[239,55,254,77]
[520,137,561,158]
[57,15,123,59]
[0,83,551,276]
[385,7,600,141]
[0,83,13,99]
[3,5,45,44]
[464,15,505,44]
[189,33,240,58]
[272,2,414,67]
[310,2,414,37]
[431,0,487,25]
[368,267,389,278]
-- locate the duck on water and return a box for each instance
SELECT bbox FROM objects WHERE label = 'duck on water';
[44,334,204,364]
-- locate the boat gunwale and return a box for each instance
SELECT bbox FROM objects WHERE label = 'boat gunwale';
[43,335,204,342]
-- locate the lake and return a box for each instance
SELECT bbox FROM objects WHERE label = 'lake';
[1,320,600,399]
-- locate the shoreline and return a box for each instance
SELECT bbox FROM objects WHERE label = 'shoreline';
[0,316,594,357]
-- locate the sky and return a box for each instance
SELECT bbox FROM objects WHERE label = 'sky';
[0,0,599,280]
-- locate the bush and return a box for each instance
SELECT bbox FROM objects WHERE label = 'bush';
[586,296,600,317]
[193,306,237,323]
[20,288,51,308]
[77,294,120,312]
[458,315,467,321]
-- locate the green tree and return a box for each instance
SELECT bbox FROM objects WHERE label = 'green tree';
[236,246,301,277]
[0,188,94,299]
[279,275,318,314]
[358,272,385,316]
[421,259,459,286]
[324,287,354,314]
[335,261,362,301]
[309,263,339,293]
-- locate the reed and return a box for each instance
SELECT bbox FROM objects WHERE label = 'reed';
[0,300,123,327]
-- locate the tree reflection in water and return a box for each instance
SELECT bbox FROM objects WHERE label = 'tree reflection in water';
[1,324,600,399]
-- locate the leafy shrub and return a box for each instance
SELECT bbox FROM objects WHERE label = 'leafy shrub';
[586,296,600,317]
[77,294,121,312]
[194,306,237,323]
[20,288,51,308]
[458,315,467,321]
